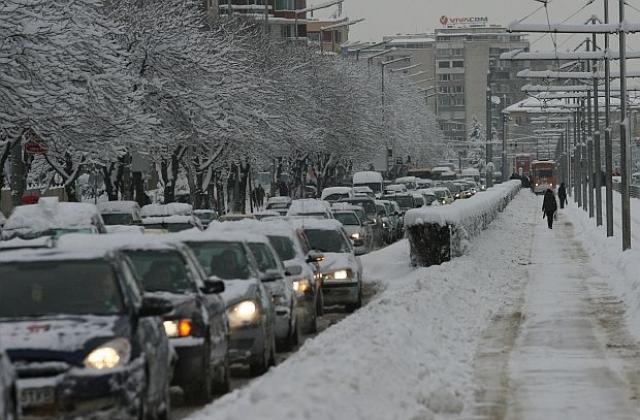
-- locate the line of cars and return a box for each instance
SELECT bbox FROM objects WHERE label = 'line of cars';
[0,196,365,419]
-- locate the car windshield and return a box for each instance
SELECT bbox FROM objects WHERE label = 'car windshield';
[354,182,381,193]
[267,202,289,210]
[536,169,553,177]
[342,200,376,217]
[433,190,446,199]
[124,250,196,294]
[297,212,328,219]
[267,235,297,261]
[102,214,134,226]
[187,241,251,280]
[248,243,279,272]
[324,193,349,201]
[304,229,350,253]
[334,213,359,226]
[143,223,193,232]
[387,196,413,209]
[0,260,124,317]
[424,195,437,205]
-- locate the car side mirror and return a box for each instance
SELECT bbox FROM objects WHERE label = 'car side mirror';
[202,278,225,294]
[306,251,324,264]
[139,296,174,317]
[260,269,284,283]
[284,264,303,276]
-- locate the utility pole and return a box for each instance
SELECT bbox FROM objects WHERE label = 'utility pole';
[585,42,595,219]
[486,72,493,188]
[619,0,632,250]
[592,21,603,226]
[605,0,614,236]
[502,111,508,182]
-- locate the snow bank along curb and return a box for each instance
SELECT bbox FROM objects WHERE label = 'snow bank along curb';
[186,193,536,420]
[404,180,521,267]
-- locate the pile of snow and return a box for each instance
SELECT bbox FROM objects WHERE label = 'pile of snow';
[140,203,193,218]
[186,193,537,420]
[405,180,521,257]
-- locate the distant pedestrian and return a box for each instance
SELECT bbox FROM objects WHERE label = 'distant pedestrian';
[542,188,558,229]
[558,183,568,209]
[257,185,265,208]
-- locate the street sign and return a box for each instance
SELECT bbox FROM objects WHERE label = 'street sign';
[24,129,47,155]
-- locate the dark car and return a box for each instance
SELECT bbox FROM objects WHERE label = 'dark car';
[58,234,231,404]
[0,350,18,420]
[0,248,173,420]
[175,231,278,376]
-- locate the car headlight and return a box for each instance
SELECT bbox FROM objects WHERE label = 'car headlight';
[324,269,352,282]
[84,338,131,370]
[163,319,193,338]
[350,232,361,240]
[227,300,259,329]
[293,279,312,294]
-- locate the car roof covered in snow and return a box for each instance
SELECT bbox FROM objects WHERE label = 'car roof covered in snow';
[140,203,193,218]
[267,196,292,204]
[3,198,102,235]
[0,246,113,264]
[97,201,140,214]
[141,215,196,225]
[56,232,175,254]
[289,218,344,231]
[170,229,255,245]
[288,199,332,215]
[321,187,353,197]
[208,219,300,238]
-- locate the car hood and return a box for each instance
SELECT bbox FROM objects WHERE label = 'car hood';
[145,291,198,319]
[221,280,258,308]
[319,252,358,274]
[0,315,129,365]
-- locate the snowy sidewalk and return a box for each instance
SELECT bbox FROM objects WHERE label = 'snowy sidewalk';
[472,203,640,420]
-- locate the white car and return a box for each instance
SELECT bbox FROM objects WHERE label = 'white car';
[290,219,363,312]
[1,197,106,240]
[97,200,142,226]
[384,184,408,195]
[287,199,333,219]
[320,187,354,202]
[265,196,292,216]
[352,186,375,198]
[140,203,202,232]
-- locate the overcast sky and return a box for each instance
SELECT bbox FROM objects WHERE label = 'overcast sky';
[334,0,640,51]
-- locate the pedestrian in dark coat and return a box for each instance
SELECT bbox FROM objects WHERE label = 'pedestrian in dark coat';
[542,189,558,229]
[557,183,568,209]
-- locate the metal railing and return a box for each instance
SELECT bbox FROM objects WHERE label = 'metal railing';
[612,182,640,199]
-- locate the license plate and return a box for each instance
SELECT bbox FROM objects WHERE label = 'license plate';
[20,386,55,408]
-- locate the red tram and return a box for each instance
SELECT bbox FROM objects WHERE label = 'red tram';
[530,160,556,194]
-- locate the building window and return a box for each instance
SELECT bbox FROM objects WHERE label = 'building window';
[438,61,450,68]
[275,0,294,10]
[439,74,451,81]
[454,85,464,93]
[452,61,464,68]
[452,48,463,56]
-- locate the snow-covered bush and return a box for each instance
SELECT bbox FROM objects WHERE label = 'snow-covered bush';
[405,181,521,266]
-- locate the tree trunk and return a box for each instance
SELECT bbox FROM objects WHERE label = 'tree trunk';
[103,163,119,201]
[132,171,150,206]
[9,137,26,207]
[63,153,81,202]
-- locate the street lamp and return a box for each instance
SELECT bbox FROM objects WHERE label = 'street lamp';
[294,0,345,41]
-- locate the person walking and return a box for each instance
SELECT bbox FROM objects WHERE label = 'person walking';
[557,183,568,209]
[542,188,558,229]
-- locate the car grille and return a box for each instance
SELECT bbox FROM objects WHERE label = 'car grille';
[14,361,71,378]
